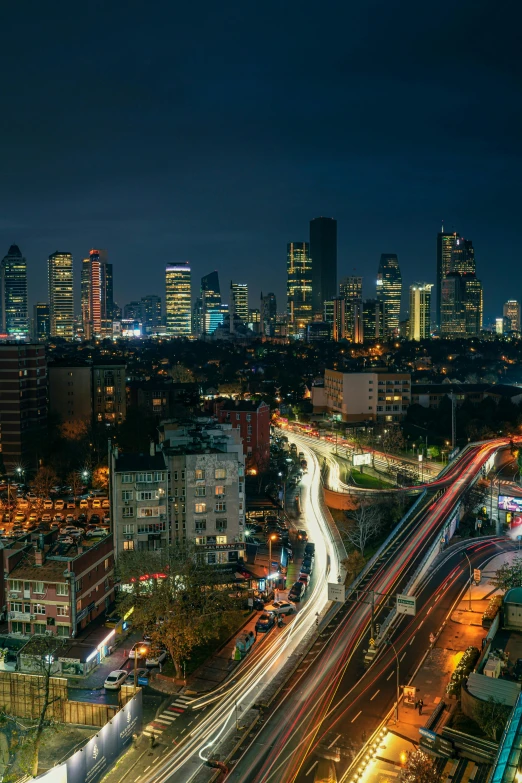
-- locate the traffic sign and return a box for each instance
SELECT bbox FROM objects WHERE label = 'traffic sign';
[327,583,345,603]
[396,594,416,616]
[474,568,481,584]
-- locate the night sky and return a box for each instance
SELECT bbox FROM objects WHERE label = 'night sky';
[2,0,521,323]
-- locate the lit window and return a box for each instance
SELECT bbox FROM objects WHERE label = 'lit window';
[195,503,207,514]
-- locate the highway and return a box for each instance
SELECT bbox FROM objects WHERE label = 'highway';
[225,434,514,783]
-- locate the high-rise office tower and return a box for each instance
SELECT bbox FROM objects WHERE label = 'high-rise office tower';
[230,282,248,322]
[362,299,385,341]
[81,256,90,334]
[462,275,483,336]
[450,237,475,275]
[165,263,192,336]
[503,300,520,333]
[201,271,222,335]
[1,244,28,338]
[48,251,74,340]
[123,301,142,320]
[436,227,459,327]
[83,249,112,339]
[376,254,402,335]
[409,283,433,341]
[440,273,466,337]
[192,298,203,337]
[339,276,362,301]
[260,292,277,337]
[104,262,114,321]
[287,241,312,336]
[323,298,346,341]
[310,217,337,316]
[339,276,363,341]
[33,303,50,342]
[141,294,162,333]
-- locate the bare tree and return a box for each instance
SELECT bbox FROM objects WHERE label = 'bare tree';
[339,503,382,557]
[475,697,510,741]
[31,467,59,499]
[67,471,83,500]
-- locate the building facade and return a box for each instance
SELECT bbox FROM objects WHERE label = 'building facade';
[436,228,458,327]
[230,282,248,323]
[165,263,191,336]
[48,252,74,340]
[409,282,432,341]
[313,370,411,423]
[362,299,385,341]
[310,217,337,316]
[216,400,270,468]
[260,292,277,337]
[48,364,93,431]
[0,343,47,471]
[503,300,521,333]
[376,253,402,335]
[141,295,162,333]
[201,271,222,335]
[32,303,50,342]
[324,298,346,341]
[83,249,112,339]
[287,241,312,337]
[1,245,28,339]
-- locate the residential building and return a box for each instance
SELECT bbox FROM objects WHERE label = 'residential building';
[409,282,433,341]
[503,300,521,333]
[312,370,411,423]
[216,400,270,469]
[48,361,126,428]
[201,271,222,335]
[230,282,248,323]
[165,262,192,336]
[0,343,47,471]
[92,362,126,423]
[1,245,28,338]
[141,294,162,333]
[436,228,459,327]
[260,292,277,337]
[362,299,385,341]
[48,252,74,340]
[32,303,50,342]
[310,217,337,316]
[127,379,199,419]
[440,273,466,337]
[376,254,402,335]
[287,241,312,337]
[6,535,115,638]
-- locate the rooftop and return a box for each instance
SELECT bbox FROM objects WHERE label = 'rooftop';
[412,383,522,397]
[114,452,166,472]
[218,399,268,412]
[8,537,110,581]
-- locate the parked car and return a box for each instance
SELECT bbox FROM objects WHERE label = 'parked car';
[86,526,108,538]
[304,543,315,558]
[300,563,312,576]
[28,513,38,524]
[129,641,150,659]
[90,514,101,524]
[92,499,102,509]
[264,600,296,616]
[298,573,310,588]
[288,582,305,602]
[102,499,110,509]
[80,499,89,509]
[65,514,75,523]
[297,529,308,541]
[14,513,25,524]
[17,499,29,510]
[41,514,52,523]
[104,670,129,690]
[146,649,167,667]
[105,614,122,628]
[54,500,65,511]
[43,499,53,510]
[255,613,275,633]
[59,525,82,537]
[67,501,76,510]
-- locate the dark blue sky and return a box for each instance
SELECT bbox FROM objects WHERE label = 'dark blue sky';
[2,0,520,323]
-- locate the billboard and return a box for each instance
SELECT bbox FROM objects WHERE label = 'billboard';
[499,495,522,513]
[352,453,371,467]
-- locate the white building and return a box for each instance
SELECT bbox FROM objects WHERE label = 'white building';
[312,370,411,424]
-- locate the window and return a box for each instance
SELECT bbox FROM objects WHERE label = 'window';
[122,507,134,517]
[181,471,185,480]
[216,535,227,545]
[195,503,207,514]
[33,623,46,635]
[173,471,178,481]
[246,414,251,422]
[136,472,153,482]
[228,551,239,562]
[57,606,68,616]
[11,602,22,613]
[154,472,165,481]
[195,519,207,532]
[137,491,157,501]
[137,521,166,533]
[123,540,135,551]
[195,537,206,545]
[57,625,70,637]
[138,507,158,517]
[10,580,21,593]
[195,486,206,497]
[11,622,23,634]
[216,518,227,531]
[236,413,240,421]
[33,604,46,615]
[215,468,226,479]
[122,474,134,483]
[123,524,134,535]
[56,583,68,596]
[104,558,110,570]
[207,552,216,565]
[33,582,45,594]
[122,490,133,501]
[75,578,83,592]
[195,469,205,480]
[215,502,226,512]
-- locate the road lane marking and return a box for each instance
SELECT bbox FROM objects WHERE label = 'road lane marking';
[427,606,433,614]
[370,690,380,701]
[328,734,342,748]
[351,711,362,723]
[409,636,416,645]
[386,670,394,681]
[400,652,406,661]
[418,620,424,628]
[305,761,318,776]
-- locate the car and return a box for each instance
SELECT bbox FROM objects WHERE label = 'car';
[54,513,63,522]
[17,499,29,510]
[59,525,81,537]
[128,667,149,686]
[288,582,305,602]
[28,513,38,524]
[302,557,313,571]
[26,493,37,503]
[129,641,150,659]
[105,614,122,628]
[14,513,25,524]
[86,526,108,538]
[298,573,310,588]
[67,501,76,510]
[297,529,308,541]
[90,514,101,523]
[300,563,312,576]
[264,600,296,616]
[43,499,53,510]
[79,499,89,509]
[54,500,65,511]
[304,543,315,557]
[66,514,75,523]
[146,649,167,667]
[255,613,275,633]
[104,670,129,690]
[92,499,102,509]
[102,499,110,509]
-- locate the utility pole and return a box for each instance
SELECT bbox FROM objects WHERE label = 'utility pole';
[450,393,456,451]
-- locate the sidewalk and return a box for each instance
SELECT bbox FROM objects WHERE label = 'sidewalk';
[68,630,142,690]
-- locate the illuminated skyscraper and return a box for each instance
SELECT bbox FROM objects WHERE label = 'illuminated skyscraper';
[503,300,520,333]
[323,298,346,341]
[287,241,312,336]
[165,262,192,336]
[260,292,277,337]
[440,274,466,337]
[201,271,223,335]
[1,244,28,338]
[82,249,112,339]
[230,282,248,322]
[310,217,337,315]
[362,299,385,340]
[33,303,50,342]
[376,254,402,335]
[462,275,483,335]
[450,237,475,275]
[81,256,90,334]
[436,227,459,327]
[409,282,432,341]
[48,251,74,340]
[339,276,363,341]
[141,295,162,333]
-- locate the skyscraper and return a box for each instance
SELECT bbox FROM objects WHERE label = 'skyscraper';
[287,241,312,336]
[201,271,222,335]
[339,275,363,341]
[462,275,483,335]
[48,251,74,340]
[260,292,277,337]
[376,254,402,335]
[440,273,466,337]
[310,217,337,316]
[323,298,346,341]
[33,303,50,342]
[503,300,520,333]
[81,256,90,334]
[230,282,248,322]
[1,244,28,338]
[362,299,385,341]
[165,263,192,336]
[141,294,162,333]
[436,227,458,327]
[82,249,112,339]
[409,283,433,341]
[450,237,475,275]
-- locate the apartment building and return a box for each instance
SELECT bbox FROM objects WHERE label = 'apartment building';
[215,399,270,469]
[48,360,126,429]
[6,535,114,638]
[312,370,411,423]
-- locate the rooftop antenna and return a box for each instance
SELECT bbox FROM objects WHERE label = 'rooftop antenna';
[441,219,444,233]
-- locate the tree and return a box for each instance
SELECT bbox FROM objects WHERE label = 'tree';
[398,748,439,783]
[92,464,109,491]
[339,504,382,557]
[341,550,366,585]
[475,697,510,741]
[30,467,59,499]
[67,471,84,500]
[117,544,242,679]
[491,557,522,591]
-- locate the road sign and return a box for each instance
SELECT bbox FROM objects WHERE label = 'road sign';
[474,568,482,584]
[327,583,345,603]
[396,594,416,616]
[352,453,371,466]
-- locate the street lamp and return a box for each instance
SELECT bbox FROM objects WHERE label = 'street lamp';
[268,534,277,583]
[133,645,148,693]
[386,639,400,723]
[462,551,473,611]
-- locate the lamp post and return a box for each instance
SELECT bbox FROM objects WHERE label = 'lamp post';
[462,551,473,611]
[387,639,400,723]
[268,534,277,582]
[134,645,147,693]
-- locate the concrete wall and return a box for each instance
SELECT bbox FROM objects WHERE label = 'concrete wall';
[323,487,358,511]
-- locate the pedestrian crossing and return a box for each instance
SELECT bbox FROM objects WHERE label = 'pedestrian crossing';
[142,694,193,737]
